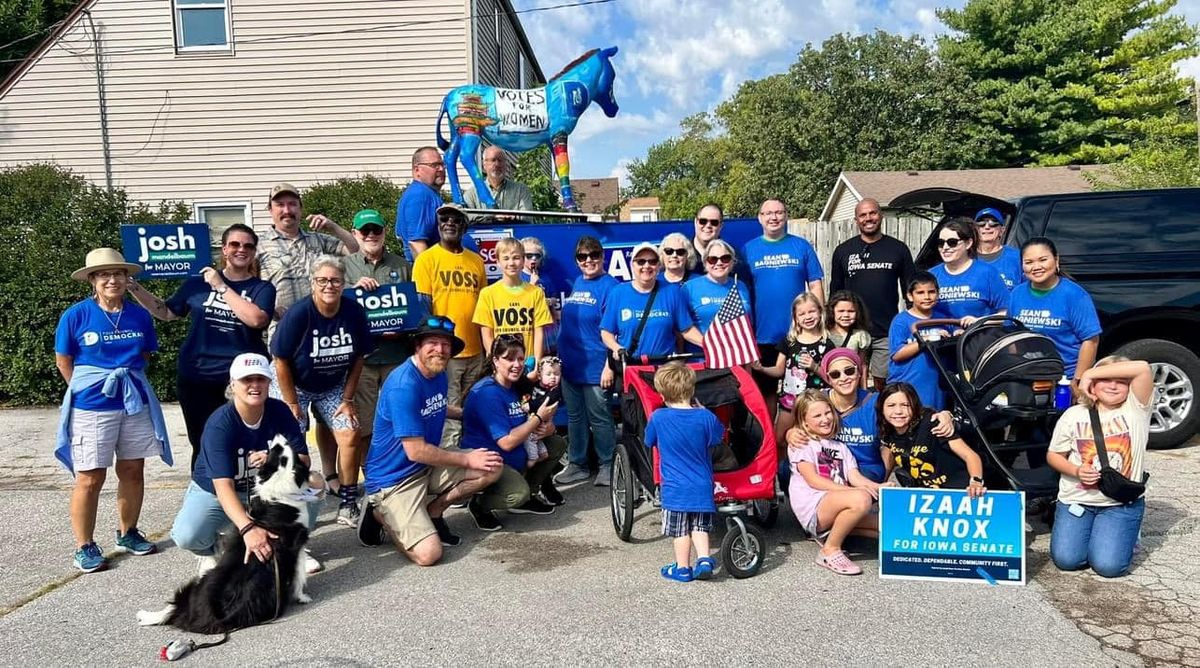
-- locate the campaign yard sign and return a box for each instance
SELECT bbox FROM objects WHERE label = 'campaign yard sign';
[120,224,211,279]
[344,282,425,334]
[879,488,1026,585]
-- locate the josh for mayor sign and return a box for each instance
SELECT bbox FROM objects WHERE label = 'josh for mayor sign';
[120,224,212,279]
[879,488,1025,585]
[345,282,425,334]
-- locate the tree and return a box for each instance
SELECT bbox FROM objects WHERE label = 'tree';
[625,113,736,217]
[938,0,1200,165]
[1,1,77,80]
[513,146,564,212]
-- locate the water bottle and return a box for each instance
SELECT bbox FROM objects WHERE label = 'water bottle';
[1054,375,1072,409]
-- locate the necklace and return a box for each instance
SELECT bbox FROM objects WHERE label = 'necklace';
[97,298,123,332]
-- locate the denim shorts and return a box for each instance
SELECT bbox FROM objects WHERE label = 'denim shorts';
[270,381,356,432]
[661,509,715,537]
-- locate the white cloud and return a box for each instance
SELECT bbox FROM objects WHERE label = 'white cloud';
[571,108,673,143]
[609,156,634,187]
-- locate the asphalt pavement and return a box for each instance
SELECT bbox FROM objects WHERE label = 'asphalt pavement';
[0,404,1195,666]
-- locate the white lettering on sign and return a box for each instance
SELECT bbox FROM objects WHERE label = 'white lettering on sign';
[495,88,548,133]
[137,226,197,262]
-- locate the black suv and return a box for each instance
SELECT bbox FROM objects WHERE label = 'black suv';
[894,186,1200,449]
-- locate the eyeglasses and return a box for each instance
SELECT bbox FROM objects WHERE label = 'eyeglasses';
[936,237,963,249]
[424,316,456,331]
[705,254,733,266]
[94,270,127,282]
[827,366,858,380]
[575,251,602,262]
[525,253,543,261]
[696,217,721,228]
[760,210,786,219]
[662,247,688,257]
[975,220,1003,229]
[225,240,257,251]
[357,225,384,236]
[417,162,446,170]
[437,214,465,224]
[313,277,344,287]
[633,257,659,267]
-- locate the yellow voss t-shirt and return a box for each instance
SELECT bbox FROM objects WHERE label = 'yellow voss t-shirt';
[413,245,486,358]
[472,281,552,347]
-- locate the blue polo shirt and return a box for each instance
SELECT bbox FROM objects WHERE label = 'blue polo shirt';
[395,181,442,262]
[364,358,447,493]
[741,235,823,344]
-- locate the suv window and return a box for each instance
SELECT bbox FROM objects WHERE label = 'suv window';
[1045,191,1197,255]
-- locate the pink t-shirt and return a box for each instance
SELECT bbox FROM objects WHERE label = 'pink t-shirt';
[787,438,859,534]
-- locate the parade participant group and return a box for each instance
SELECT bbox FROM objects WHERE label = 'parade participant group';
[52,148,1149,585]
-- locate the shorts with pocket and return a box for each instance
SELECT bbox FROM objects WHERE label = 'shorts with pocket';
[270,381,356,432]
[369,457,468,550]
[69,408,159,472]
[661,509,715,538]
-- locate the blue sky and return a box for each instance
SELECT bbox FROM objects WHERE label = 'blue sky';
[513,0,1200,185]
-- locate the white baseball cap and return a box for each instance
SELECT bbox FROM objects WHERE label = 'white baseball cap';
[230,353,274,381]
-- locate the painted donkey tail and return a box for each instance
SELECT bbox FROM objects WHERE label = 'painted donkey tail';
[435,98,450,151]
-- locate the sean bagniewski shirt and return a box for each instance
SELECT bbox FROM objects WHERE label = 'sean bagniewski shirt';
[1050,394,1150,507]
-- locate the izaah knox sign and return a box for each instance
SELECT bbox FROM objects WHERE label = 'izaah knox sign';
[120,224,212,279]
[344,282,425,334]
[878,488,1026,585]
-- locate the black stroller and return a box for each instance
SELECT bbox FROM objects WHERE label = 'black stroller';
[913,315,1064,498]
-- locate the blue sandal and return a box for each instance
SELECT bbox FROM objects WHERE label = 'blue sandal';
[660,563,693,582]
[694,556,716,580]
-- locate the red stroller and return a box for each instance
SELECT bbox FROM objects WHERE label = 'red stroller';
[609,359,778,578]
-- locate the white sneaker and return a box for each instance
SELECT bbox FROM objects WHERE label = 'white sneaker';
[304,550,323,575]
[555,463,591,485]
[197,555,218,577]
[594,464,612,486]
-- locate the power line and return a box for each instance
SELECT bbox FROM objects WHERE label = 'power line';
[0,20,65,53]
[0,0,615,64]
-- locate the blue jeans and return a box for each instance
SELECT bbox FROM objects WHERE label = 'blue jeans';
[1050,498,1145,578]
[562,379,616,468]
[170,481,320,556]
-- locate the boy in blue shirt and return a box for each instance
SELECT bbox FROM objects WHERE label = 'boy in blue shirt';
[888,271,947,410]
[644,362,726,582]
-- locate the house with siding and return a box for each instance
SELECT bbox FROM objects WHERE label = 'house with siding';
[0,0,544,236]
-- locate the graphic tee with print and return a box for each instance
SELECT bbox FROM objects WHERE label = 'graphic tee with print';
[741,235,824,344]
[270,297,372,393]
[412,245,486,358]
[930,261,1008,320]
[167,273,275,381]
[787,439,859,533]
[461,377,530,471]
[881,411,969,489]
[778,337,831,408]
[472,282,553,348]
[600,282,695,357]
[365,358,448,492]
[1050,395,1150,507]
[836,390,885,483]
[559,273,619,385]
[1007,278,1102,378]
[193,399,306,494]
[54,298,158,411]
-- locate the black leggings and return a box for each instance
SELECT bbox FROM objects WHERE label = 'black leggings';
[176,377,230,469]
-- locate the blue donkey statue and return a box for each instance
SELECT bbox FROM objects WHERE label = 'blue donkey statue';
[436,46,618,212]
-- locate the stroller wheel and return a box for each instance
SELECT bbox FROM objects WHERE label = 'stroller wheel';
[720,517,766,578]
[610,443,635,542]
[751,499,779,529]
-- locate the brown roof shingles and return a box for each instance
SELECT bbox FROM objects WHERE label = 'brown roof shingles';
[843,165,1108,206]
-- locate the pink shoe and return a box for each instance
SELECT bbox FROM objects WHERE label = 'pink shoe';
[815,549,862,576]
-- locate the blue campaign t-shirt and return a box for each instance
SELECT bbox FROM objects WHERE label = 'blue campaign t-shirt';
[54,298,158,411]
[600,282,694,358]
[644,407,725,512]
[192,399,306,495]
[887,310,945,410]
[269,297,372,393]
[167,274,275,382]
[364,358,447,493]
[741,235,824,344]
[980,246,1024,291]
[1008,278,1102,377]
[930,261,1008,319]
[395,181,441,262]
[683,276,753,334]
[834,389,886,483]
[461,377,529,471]
[559,273,619,385]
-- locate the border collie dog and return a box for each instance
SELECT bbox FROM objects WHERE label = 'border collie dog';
[137,437,312,633]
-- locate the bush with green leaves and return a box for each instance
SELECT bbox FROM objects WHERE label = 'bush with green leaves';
[0,163,190,405]
[301,174,409,256]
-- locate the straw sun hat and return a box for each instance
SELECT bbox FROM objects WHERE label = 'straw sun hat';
[70,248,143,282]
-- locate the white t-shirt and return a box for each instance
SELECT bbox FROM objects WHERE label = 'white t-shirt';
[1049,394,1150,507]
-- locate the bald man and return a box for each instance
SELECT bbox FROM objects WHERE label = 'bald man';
[463,146,533,212]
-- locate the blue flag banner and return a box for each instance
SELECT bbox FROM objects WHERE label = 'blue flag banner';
[120,223,212,279]
[344,282,425,334]
[878,488,1026,585]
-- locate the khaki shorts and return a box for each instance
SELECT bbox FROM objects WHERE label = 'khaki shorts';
[69,408,160,472]
[354,363,400,438]
[369,455,468,550]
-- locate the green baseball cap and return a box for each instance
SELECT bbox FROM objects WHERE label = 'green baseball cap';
[353,209,384,230]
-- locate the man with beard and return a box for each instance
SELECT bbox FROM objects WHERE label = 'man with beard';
[396,146,447,261]
[358,320,503,565]
[463,146,533,214]
[829,198,916,390]
[412,203,487,448]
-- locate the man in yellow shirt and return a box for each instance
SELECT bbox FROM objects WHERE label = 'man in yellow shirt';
[473,237,552,368]
[413,204,487,448]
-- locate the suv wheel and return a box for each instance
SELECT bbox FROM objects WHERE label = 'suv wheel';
[1115,339,1200,449]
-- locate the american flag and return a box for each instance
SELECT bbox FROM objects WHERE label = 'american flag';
[703,282,759,369]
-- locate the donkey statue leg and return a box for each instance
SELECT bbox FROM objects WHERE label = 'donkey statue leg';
[549,133,579,213]
[444,128,467,205]
[457,133,494,209]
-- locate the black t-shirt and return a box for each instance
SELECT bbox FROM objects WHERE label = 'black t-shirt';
[881,411,969,489]
[830,235,916,337]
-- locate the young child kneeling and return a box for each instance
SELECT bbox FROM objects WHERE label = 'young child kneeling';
[645,362,725,582]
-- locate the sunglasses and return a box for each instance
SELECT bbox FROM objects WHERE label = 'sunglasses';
[357,225,384,236]
[975,220,1003,229]
[525,253,543,261]
[705,254,733,266]
[696,217,721,228]
[313,277,344,287]
[937,237,964,249]
[575,251,603,262]
[662,247,688,257]
[424,316,456,331]
[225,240,257,251]
[633,257,659,267]
[827,366,858,380]
[438,214,465,224]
